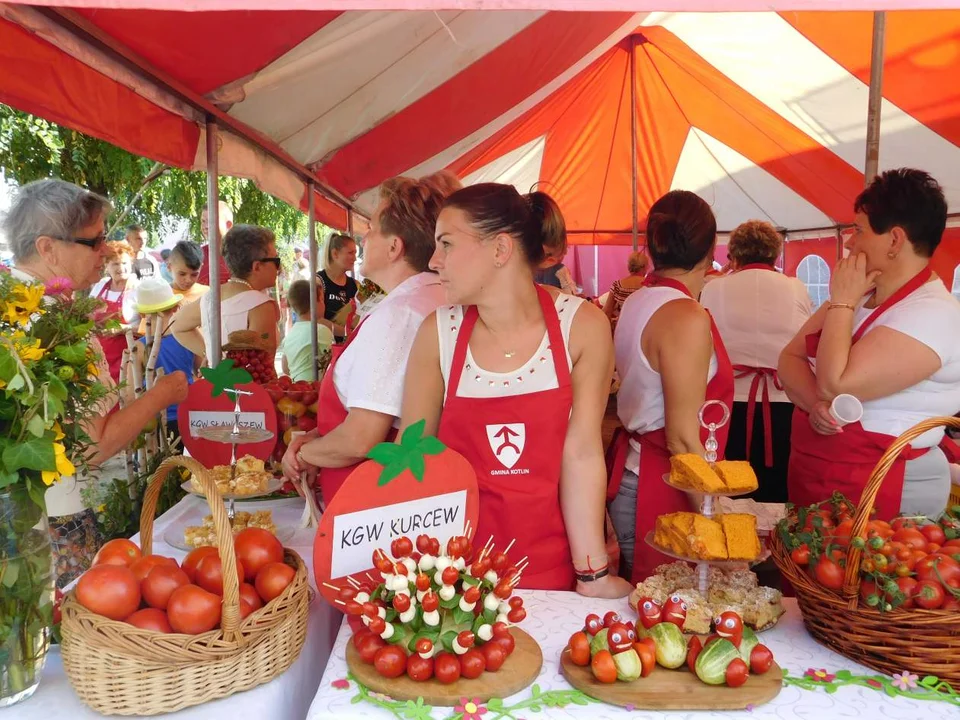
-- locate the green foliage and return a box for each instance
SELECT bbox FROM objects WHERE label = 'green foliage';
[0,104,332,249]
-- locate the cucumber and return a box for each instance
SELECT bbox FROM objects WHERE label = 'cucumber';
[694,638,740,685]
[647,622,686,669]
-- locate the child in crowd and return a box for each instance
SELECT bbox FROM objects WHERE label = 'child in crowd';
[167,240,209,305]
[281,279,333,381]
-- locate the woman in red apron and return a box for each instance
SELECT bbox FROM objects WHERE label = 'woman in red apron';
[700,221,812,503]
[92,241,138,383]
[607,190,734,583]
[780,169,958,519]
[399,183,632,598]
[284,171,459,505]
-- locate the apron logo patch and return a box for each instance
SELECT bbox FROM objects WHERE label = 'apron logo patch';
[486,424,525,469]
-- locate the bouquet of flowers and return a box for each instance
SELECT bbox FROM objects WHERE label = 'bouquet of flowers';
[0,270,111,703]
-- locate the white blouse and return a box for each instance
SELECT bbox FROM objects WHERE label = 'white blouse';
[615,286,718,474]
[438,293,584,399]
[700,267,812,403]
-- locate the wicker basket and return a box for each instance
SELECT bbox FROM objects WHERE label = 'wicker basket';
[60,456,310,715]
[771,416,960,684]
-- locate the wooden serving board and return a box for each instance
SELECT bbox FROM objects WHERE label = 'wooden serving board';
[346,628,542,707]
[560,651,782,710]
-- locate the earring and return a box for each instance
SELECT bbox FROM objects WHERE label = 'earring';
[494,261,503,269]
[887,251,898,259]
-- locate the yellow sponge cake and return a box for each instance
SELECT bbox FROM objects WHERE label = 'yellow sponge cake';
[670,454,725,493]
[690,515,728,560]
[713,461,759,493]
[719,513,761,560]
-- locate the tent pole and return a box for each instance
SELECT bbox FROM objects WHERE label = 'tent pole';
[629,35,639,252]
[308,183,320,382]
[206,118,222,365]
[864,11,886,185]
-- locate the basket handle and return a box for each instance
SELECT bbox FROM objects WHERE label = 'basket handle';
[841,415,960,608]
[140,456,244,642]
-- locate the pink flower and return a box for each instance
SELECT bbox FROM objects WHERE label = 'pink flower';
[331,678,349,690]
[805,668,835,683]
[624,704,636,711]
[891,671,918,691]
[454,698,487,720]
[44,276,73,297]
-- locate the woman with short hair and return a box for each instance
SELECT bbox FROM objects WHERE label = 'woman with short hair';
[603,251,648,330]
[173,224,280,363]
[700,221,811,502]
[608,190,733,581]
[91,240,141,382]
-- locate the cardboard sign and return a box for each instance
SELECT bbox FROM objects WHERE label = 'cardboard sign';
[177,379,278,468]
[313,435,479,607]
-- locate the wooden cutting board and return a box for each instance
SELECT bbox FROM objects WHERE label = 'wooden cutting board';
[560,650,782,710]
[346,628,543,707]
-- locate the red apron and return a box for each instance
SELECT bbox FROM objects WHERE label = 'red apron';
[314,316,397,506]
[787,266,934,519]
[730,263,783,468]
[437,285,575,590]
[606,275,734,582]
[95,282,129,383]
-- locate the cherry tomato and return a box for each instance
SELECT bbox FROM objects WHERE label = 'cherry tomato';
[457,631,476,649]
[814,558,844,590]
[602,611,622,628]
[442,567,460,586]
[896,547,913,562]
[926,543,942,555]
[368,616,386,635]
[93,539,142,568]
[892,577,918,609]
[464,586,482,604]
[434,652,462,684]
[725,658,749,687]
[471,558,491,577]
[591,649,617,684]
[125,607,172,633]
[493,633,516,656]
[372,549,394,574]
[634,642,656,677]
[831,519,854,547]
[507,606,526,623]
[166,585,221,634]
[492,621,511,638]
[790,545,810,566]
[459,648,486,679]
[568,631,590,666]
[428,538,441,556]
[894,562,913,578]
[860,580,879,606]
[406,654,434,682]
[352,628,373,651]
[393,593,411,613]
[374,645,407,679]
[76,564,141,621]
[357,634,386,663]
[415,573,431,592]
[891,517,918,532]
[195,555,245,596]
[915,580,945,610]
[255,562,296,602]
[750,645,774,674]
[686,636,702,674]
[390,537,413,558]
[233,528,284,581]
[181,547,219,583]
[916,555,960,583]
[480,642,506,672]
[421,592,439,612]
[941,598,960,611]
[416,534,433,554]
[491,552,510,572]
[141,565,190,610]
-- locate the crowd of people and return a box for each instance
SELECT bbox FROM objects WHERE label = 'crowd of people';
[4,164,958,599]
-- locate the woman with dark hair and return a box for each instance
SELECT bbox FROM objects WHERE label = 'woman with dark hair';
[283,171,459,505]
[319,233,358,341]
[780,168,960,518]
[700,221,811,502]
[399,183,631,598]
[172,224,280,363]
[608,190,733,582]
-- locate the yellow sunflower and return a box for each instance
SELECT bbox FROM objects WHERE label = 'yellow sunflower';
[2,284,45,326]
[41,442,76,486]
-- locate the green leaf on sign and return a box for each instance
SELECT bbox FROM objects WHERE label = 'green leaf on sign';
[3,438,54,473]
[401,419,426,448]
[883,683,897,698]
[377,462,407,486]
[367,443,404,467]
[416,436,446,455]
[408,453,425,482]
[921,675,939,688]
[26,414,45,438]
[199,359,253,397]
[54,342,87,365]
[834,670,852,680]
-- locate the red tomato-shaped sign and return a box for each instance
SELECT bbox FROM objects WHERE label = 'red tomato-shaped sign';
[177,379,278,467]
[313,427,479,607]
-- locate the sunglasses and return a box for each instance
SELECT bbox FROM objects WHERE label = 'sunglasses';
[53,232,107,251]
[258,256,281,269]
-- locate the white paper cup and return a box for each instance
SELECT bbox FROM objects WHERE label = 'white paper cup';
[829,394,863,426]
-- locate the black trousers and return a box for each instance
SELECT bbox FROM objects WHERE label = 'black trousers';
[724,400,795,504]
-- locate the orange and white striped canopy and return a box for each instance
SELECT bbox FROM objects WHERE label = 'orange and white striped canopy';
[2,4,959,241]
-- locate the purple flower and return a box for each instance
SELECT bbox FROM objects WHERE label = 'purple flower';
[44,276,73,297]
[805,668,836,683]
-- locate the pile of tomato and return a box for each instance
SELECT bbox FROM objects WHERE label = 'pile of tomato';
[780,494,960,612]
[72,528,295,633]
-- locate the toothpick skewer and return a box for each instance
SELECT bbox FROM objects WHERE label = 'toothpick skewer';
[464,520,472,539]
[503,538,517,555]
[346,576,362,589]
[366,572,378,585]
[515,555,528,567]
[322,582,341,592]
[515,560,529,575]
[334,599,346,606]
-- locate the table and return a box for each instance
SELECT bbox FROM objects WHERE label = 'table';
[7,494,342,719]
[308,591,957,720]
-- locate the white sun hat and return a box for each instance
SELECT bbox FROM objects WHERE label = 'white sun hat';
[135,276,183,314]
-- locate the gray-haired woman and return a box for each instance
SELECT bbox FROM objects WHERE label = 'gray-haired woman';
[2,179,188,467]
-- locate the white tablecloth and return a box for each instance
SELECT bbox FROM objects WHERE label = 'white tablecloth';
[308,591,957,720]
[7,495,341,719]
